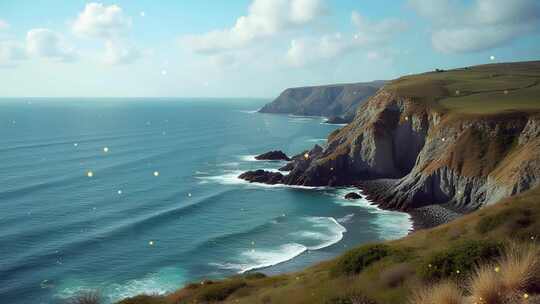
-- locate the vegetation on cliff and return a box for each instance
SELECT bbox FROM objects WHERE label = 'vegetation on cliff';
[106,61,540,303]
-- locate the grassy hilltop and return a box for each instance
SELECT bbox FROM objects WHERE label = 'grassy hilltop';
[102,61,540,304]
[386,61,540,116]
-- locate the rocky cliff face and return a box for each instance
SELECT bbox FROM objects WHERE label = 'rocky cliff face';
[278,88,540,211]
[243,62,540,212]
[259,81,385,121]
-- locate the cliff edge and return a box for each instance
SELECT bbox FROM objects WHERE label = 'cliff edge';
[247,61,540,212]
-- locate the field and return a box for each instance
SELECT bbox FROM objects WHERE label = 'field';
[386,61,540,115]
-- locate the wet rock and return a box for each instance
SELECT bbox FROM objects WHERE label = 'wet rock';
[344,192,362,200]
[238,170,284,184]
[255,150,290,161]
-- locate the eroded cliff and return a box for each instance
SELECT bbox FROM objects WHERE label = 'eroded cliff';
[246,61,540,212]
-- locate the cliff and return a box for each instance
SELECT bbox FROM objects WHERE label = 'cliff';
[248,61,540,212]
[259,80,386,122]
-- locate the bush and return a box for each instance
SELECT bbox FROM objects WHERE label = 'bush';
[419,240,502,281]
[475,208,531,234]
[409,282,463,304]
[325,294,376,304]
[379,263,414,288]
[244,272,267,280]
[332,244,390,276]
[195,279,247,302]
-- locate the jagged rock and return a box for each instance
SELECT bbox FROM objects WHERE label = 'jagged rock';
[255,151,290,161]
[344,192,362,200]
[279,162,295,172]
[238,170,284,184]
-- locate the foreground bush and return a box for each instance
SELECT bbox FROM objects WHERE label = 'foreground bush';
[409,282,463,304]
[332,244,391,276]
[194,279,247,302]
[412,242,540,304]
[419,240,502,281]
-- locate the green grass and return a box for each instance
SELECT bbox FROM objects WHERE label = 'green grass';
[385,61,540,115]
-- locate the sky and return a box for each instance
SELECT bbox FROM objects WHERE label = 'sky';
[0,0,539,98]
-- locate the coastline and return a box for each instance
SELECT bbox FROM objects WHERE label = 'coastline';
[356,179,463,231]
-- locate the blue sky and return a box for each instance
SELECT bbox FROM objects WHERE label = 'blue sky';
[0,0,539,97]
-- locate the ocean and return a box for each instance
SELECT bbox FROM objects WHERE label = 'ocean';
[0,98,411,304]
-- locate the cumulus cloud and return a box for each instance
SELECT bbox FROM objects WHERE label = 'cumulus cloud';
[0,41,27,68]
[182,0,326,54]
[103,40,140,65]
[26,28,76,62]
[73,3,132,38]
[286,12,406,67]
[408,0,540,53]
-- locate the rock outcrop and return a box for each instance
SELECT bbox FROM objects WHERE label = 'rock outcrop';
[259,81,385,119]
[255,151,290,161]
[239,170,284,184]
[246,62,540,213]
[344,192,362,200]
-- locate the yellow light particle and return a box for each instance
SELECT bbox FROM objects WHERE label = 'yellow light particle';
[87,171,94,177]
[456,270,460,274]
[524,293,529,299]
[153,171,160,177]
[504,90,509,95]
[188,193,192,197]
[494,266,500,272]
[455,90,460,95]
[304,153,309,159]
[103,147,109,153]
[149,240,154,246]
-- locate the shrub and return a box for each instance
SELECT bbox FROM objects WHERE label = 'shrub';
[468,264,506,304]
[332,244,391,276]
[195,279,247,302]
[499,242,540,293]
[475,208,531,234]
[379,263,414,288]
[244,272,267,280]
[419,240,502,281]
[409,282,463,304]
[325,294,376,304]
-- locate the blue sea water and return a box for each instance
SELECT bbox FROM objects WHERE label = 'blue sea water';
[0,98,411,304]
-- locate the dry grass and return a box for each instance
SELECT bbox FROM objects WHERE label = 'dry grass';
[409,282,463,304]
[499,242,540,294]
[469,264,506,304]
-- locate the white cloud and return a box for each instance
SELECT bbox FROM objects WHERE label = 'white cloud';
[408,0,540,53]
[0,41,26,68]
[26,28,76,62]
[103,40,140,65]
[181,0,326,54]
[286,12,406,67]
[73,3,132,38]
[0,19,9,30]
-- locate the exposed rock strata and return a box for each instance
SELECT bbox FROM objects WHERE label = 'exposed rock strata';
[243,88,540,212]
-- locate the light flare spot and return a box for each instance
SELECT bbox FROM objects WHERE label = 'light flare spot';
[153,171,160,177]
[87,171,94,177]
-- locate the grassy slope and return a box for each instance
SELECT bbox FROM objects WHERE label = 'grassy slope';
[118,61,540,304]
[386,61,540,116]
[119,186,540,304]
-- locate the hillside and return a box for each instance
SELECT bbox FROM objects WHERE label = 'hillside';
[118,186,540,304]
[259,81,386,122]
[246,61,540,213]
